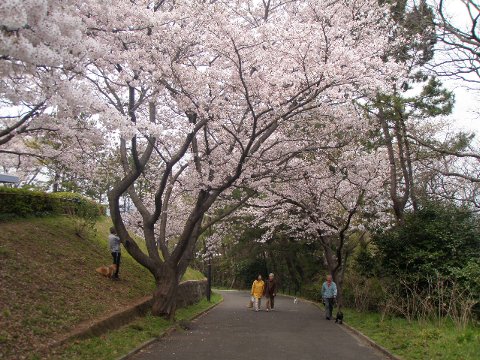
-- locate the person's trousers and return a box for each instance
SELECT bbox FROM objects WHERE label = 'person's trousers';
[254,297,262,311]
[111,252,121,277]
[266,295,275,310]
[325,297,335,319]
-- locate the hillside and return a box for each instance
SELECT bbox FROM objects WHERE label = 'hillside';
[0,216,204,359]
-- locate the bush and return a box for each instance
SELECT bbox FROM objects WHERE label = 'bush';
[0,187,53,217]
[50,192,106,219]
[300,281,323,302]
[0,188,106,219]
[380,275,478,327]
[354,201,480,324]
[343,273,385,312]
[373,201,480,282]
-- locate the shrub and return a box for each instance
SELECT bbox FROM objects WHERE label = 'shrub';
[0,187,53,217]
[300,281,323,302]
[0,188,106,220]
[343,273,385,312]
[373,201,480,283]
[50,192,106,218]
[354,201,480,324]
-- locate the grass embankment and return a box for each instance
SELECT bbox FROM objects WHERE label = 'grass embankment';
[0,216,204,359]
[52,293,222,360]
[344,309,480,360]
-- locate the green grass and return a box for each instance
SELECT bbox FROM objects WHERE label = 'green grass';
[212,285,236,290]
[343,309,480,360]
[183,267,206,281]
[51,293,222,360]
[0,215,204,359]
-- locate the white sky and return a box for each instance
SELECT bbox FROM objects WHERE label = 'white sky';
[445,81,480,134]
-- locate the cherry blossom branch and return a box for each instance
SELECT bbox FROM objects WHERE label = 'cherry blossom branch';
[0,101,46,146]
[200,191,256,234]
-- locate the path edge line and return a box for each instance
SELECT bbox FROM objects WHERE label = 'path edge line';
[279,293,401,360]
[117,296,224,360]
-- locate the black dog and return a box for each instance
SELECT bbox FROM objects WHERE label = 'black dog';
[335,311,344,324]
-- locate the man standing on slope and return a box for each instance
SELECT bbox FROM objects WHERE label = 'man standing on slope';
[109,227,121,280]
[321,274,337,320]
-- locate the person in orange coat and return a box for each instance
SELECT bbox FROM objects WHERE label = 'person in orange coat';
[250,274,265,312]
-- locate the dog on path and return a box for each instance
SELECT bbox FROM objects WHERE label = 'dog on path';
[96,264,117,278]
[335,311,344,324]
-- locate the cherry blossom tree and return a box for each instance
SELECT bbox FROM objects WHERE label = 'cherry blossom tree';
[245,123,391,305]
[1,0,402,317]
[420,162,480,209]
[68,0,402,317]
[0,1,100,149]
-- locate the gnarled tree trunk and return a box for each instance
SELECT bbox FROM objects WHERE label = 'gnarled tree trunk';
[152,263,179,319]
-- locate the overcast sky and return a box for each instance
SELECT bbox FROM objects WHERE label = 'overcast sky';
[446,81,480,134]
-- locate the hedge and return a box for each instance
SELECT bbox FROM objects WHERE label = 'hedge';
[0,188,106,219]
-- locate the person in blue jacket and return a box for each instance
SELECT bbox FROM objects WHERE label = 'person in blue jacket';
[321,274,337,320]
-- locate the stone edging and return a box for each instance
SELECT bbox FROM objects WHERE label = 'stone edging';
[117,296,224,360]
[44,279,207,352]
[279,293,401,360]
[45,296,154,351]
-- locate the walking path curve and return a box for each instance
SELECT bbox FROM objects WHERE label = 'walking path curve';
[130,290,387,360]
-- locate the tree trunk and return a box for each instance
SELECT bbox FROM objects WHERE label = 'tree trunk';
[332,269,345,309]
[230,274,236,289]
[378,109,407,224]
[323,243,346,309]
[52,171,60,192]
[152,263,178,319]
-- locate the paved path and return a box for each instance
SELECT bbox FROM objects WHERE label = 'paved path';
[131,291,386,360]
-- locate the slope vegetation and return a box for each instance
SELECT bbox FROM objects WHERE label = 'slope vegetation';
[0,216,204,359]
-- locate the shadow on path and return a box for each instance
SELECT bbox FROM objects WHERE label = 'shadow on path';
[131,290,386,360]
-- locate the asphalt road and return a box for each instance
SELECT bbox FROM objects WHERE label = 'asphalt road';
[130,290,386,360]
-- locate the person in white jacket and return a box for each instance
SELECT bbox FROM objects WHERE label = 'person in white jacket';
[108,227,121,280]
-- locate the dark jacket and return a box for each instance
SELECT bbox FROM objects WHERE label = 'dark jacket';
[265,279,277,297]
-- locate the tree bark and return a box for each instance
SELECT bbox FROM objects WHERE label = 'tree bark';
[152,263,179,319]
[322,237,346,307]
[332,267,345,309]
[52,171,60,192]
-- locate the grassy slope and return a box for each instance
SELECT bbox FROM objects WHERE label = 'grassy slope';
[52,293,222,360]
[344,309,480,360]
[0,216,204,359]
